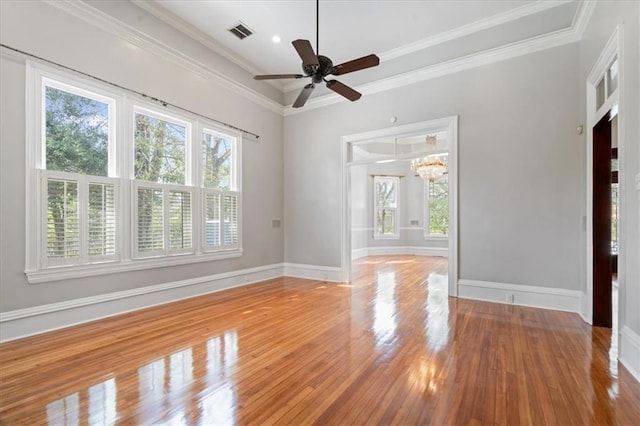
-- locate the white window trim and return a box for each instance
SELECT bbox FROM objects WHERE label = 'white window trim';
[423,178,449,239]
[25,62,243,284]
[373,176,400,240]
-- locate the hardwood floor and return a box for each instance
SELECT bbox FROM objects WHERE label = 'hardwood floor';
[1,255,639,425]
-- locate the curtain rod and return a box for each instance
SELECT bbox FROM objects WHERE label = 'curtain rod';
[0,44,260,141]
[369,174,405,178]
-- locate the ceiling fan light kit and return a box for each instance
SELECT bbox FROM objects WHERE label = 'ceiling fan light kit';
[253,0,380,108]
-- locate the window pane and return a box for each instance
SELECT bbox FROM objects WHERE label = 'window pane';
[428,177,449,236]
[607,59,618,96]
[376,208,395,235]
[88,182,116,256]
[134,113,186,184]
[137,188,164,252]
[205,193,221,248]
[203,132,234,190]
[169,191,192,250]
[45,86,109,176]
[375,180,397,208]
[596,78,606,110]
[47,179,79,259]
[223,195,238,245]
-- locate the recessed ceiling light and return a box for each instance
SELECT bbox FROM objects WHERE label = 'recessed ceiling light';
[272,35,281,43]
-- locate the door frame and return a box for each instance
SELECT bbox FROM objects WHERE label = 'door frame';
[340,116,459,296]
[584,25,624,325]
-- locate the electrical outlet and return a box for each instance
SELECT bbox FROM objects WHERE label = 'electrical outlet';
[272,219,281,228]
[635,173,640,191]
[506,294,514,303]
[323,273,328,281]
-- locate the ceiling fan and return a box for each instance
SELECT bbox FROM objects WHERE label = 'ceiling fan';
[253,0,380,108]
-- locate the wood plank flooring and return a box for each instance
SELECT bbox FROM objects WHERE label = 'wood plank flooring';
[1,255,639,425]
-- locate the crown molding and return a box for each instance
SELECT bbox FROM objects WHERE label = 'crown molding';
[43,0,284,115]
[572,0,598,38]
[284,28,579,116]
[380,0,574,63]
[130,0,283,93]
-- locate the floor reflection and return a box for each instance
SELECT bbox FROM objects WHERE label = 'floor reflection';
[373,271,397,348]
[424,272,449,352]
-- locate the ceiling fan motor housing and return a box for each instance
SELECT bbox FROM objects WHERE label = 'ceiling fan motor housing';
[304,55,334,83]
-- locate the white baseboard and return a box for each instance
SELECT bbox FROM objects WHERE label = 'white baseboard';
[351,248,369,260]
[283,263,342,282]
[458,279,581,313]
[620,326,640,383]
[361,246,448,257]
[0,263,283,343]
[578,292,592,324]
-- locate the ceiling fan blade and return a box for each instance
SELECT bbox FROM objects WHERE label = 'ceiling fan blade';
[326,80,361,102]
[332,54,380,76]
[293,83,315,108]
[254,74,306,80]
[292,39,319,67]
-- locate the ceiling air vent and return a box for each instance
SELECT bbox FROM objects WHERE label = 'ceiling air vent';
[228,22,254,40]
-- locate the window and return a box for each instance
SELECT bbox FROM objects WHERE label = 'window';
[26,63,242,282]
[424,176,449,237]
[373,176,399,239]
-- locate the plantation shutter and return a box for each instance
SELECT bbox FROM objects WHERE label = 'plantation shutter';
[137,187,164,253]
[204,192,221,249]
[169,190,192,250]
[46,178,80,262]
[223,194,238,246]
[88,182,116,257]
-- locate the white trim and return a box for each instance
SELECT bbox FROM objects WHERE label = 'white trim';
[43,0,283,115]
[283,263,342,283]
[458,279,581,313]
[351,248,369,260]
[379,1,574,63]
[572,0,598,38]
[359,246,448,258]
[26,249,243,284]
[285,28,578,115]
[1,263,283,342]
[620,326,640,383]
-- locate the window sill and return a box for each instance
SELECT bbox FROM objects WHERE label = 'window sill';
[25,249,243,284]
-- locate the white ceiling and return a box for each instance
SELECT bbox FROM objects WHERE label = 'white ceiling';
[136,0,581,93]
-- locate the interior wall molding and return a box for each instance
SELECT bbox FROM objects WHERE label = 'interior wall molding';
[358,246,448,258]
[0,263,285,343]
[43,0,284,115]
[458,279,582,313]
[282,263,342,283]
[284,28,579,115]
[620,326,640,382]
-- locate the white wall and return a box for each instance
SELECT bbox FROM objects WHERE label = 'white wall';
[0,1,284,312]
[285,43,582,291]
[578,1,640,369]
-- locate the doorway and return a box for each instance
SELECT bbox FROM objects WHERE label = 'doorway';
[340,116,458,296]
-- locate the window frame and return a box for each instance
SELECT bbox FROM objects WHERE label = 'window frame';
[25,62,243,284]
[373,176,400,240]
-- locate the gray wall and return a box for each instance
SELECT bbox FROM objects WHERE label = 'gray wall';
[0,1,284,311]
[285,43,582,291]
[579,1,640,335]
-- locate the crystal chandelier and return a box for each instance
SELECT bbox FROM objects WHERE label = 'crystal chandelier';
[410,135,447,180]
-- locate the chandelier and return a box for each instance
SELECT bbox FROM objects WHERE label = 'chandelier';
[410,135,447,180]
